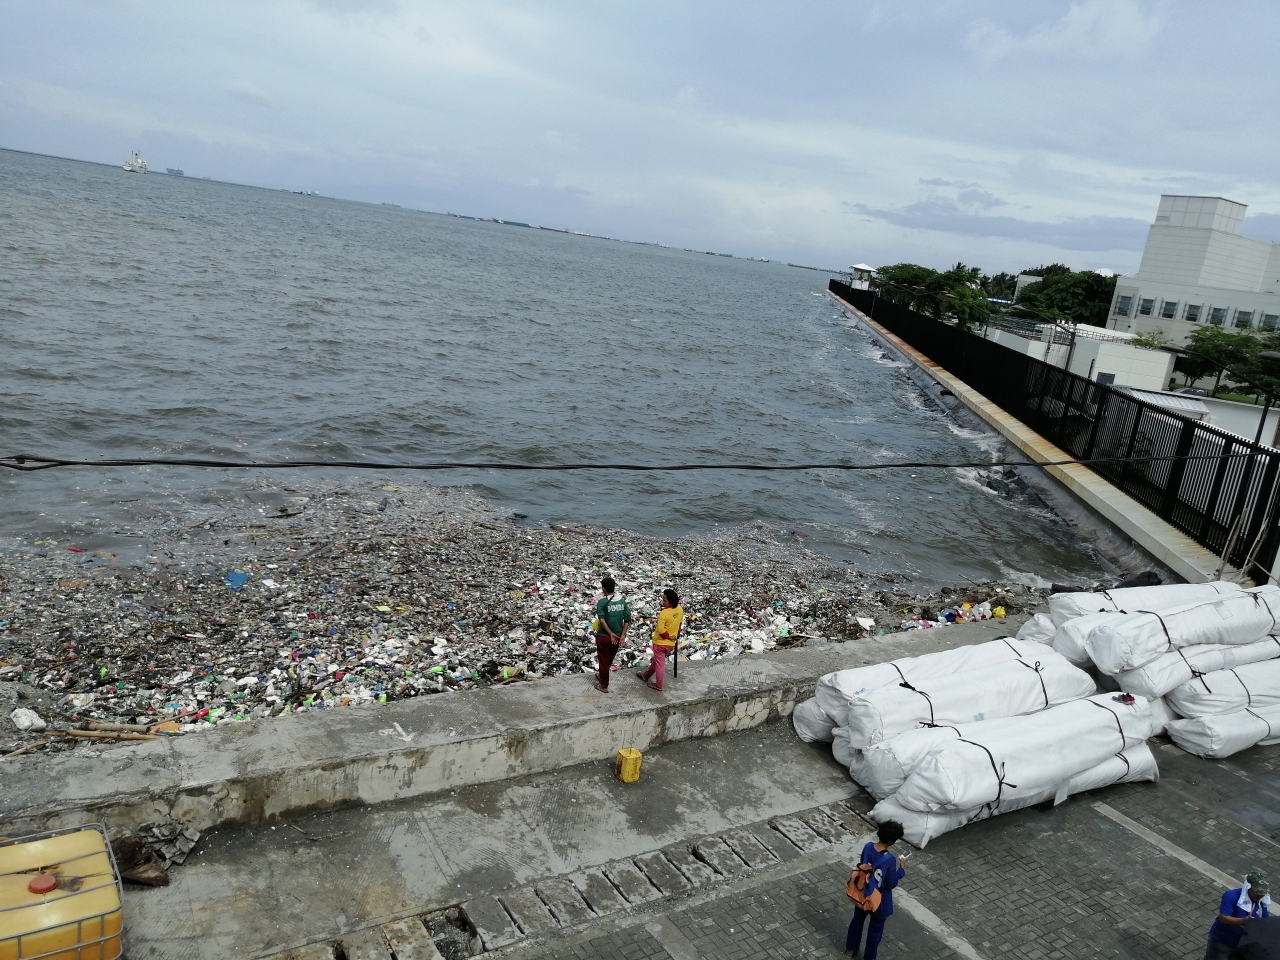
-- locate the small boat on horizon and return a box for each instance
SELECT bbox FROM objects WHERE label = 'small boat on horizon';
[122,151,148,174]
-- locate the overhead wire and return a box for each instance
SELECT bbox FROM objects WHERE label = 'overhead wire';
[0,451,1268,473]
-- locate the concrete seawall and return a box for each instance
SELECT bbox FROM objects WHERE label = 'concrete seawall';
[829,290,1229,584]
[0,620,1020,836]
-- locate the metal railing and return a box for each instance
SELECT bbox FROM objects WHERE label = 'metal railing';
[831,280,1280,582]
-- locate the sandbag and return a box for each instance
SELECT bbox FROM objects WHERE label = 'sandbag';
[1086,586,1280,675]
[791,697,837,743]
[1166,658,1280,718]
[870,745,1158,847]
[812,637,1049,730]
[1147,697,1177,736]
[1168,704,1280,758]
[1016,613,1056,645]
[1048,581,1241,626]
[832,726,856,769]
[1052,611,1128,666]
[1116,638,1280,700]
[842,653,1096,749]
[892,693,1153,812]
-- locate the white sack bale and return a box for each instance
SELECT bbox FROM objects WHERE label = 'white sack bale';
[1166,658,1280,718]
[813,637,1048,730]
[870,744,1158,847]
[792,697,838,743]
[1114,638,1280,700]
[892,693,1153,813]
[1052,611,1129,666]
[1168,704,1280,758]
[1016,613,1057,645]
[1048,581,1242,626]
[1146,697,1178,736]
[832,726,857,769]
[851,725,964,800]
[842,653,1096,750]
[1086,586,1280,675]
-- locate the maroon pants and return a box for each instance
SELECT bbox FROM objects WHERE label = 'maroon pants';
[596,636,619,689]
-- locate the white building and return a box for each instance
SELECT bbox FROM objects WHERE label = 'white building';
[982,320,1174,391]
[1107,195,1280,343]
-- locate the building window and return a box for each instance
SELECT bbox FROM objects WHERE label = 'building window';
[1115,295,1132,317]
[1264,313,1280,331]
[1160,301,1178,319]
[1185,304,1202,322]
[1096,372,1116,386]
[1138,298,1155,316]
[1210,307,1228,325]
[1236,310,1254,329]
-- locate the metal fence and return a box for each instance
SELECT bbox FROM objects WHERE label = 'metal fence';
[830,279,1280,582]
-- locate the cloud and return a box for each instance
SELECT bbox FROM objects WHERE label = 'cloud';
[227,80,273,108]
[920,178,979,189]
[1242,213,1280,244]
[967,0,1162,65]
[850,196,1148,252]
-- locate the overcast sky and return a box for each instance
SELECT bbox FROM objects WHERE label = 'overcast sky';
[3,0,1279,273]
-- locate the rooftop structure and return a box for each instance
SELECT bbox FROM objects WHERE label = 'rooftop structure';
[1107,195,1280,343]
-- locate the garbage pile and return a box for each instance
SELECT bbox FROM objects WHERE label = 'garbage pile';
[793,638,1161,846]
[0,480,1049,756]
[1024,581,1280,758]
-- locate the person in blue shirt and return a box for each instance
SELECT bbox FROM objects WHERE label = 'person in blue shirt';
[1204,872,1270,959]
[846,820,909,960]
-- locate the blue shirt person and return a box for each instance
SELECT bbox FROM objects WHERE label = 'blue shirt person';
[845,820,909,960]
[1204,872,1271,960]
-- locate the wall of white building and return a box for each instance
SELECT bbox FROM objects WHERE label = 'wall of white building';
[982,327,1173,391]
[1107,195,1280,345]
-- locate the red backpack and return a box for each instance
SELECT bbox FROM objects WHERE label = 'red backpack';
[846,851,890,912]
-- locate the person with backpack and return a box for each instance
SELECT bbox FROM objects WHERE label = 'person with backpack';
[1203,872,1270,959]
[845,819,910,959]
[593,576,631,693]
[637,588,683,691]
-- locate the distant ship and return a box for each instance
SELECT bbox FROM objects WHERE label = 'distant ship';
[122,151,148,174]
[166,168,184,176]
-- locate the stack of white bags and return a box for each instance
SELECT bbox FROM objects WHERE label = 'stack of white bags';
[1025,581,1280,759]
[792,637,1160,846]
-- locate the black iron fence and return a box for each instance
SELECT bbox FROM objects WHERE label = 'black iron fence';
[830,280,1280,583]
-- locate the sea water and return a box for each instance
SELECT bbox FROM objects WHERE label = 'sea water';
[0,149,1104,585]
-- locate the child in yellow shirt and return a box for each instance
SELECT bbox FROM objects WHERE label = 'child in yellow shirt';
[637,589,683,691]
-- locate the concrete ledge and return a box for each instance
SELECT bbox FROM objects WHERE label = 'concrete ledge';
[831,292,1224,584]
[0,621,1019,836]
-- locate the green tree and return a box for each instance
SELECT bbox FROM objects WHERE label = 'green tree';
[1013,270,1118,328]
[873,262,992,331]
[980,271,1018,301]
[1184,326,1260,395]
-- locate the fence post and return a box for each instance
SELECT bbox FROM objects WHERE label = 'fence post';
[1159,419,1197,520]
[1082,387,1110,463]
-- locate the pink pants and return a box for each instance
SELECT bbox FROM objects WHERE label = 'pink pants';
[640,644,672,689]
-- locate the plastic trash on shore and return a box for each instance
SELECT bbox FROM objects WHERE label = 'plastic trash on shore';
[1114,638,1280,700]
[1086,586,1280,674]
[1047,581,1242,626]
[1168,705,1280,758]
[869,744,1159,847]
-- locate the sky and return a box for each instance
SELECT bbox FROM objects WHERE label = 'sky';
[2,0,1280,274]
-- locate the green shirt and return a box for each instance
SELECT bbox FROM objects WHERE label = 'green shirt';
[595,593,632,637]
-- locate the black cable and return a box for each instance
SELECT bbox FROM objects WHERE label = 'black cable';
[0,451,1267,473]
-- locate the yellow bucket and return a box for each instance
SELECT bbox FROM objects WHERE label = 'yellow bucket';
[0,825,123,960]
[614,747,642,783]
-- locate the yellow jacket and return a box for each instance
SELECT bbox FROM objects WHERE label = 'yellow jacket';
[652,606,684,647]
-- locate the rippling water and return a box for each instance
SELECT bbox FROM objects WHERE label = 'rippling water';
[0,149,1105,585]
